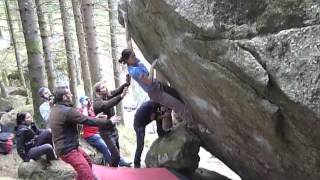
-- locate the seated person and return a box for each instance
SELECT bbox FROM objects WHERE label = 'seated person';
[15,112,56,162]
[133,101,171,168]
[79,96,131,167]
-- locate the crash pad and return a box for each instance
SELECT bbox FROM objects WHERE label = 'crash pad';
[92,164,180,180]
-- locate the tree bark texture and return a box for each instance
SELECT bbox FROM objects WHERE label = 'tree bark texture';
[59,0,78,106]
[35,0,56,91]
[4,0,27,88]
[81,0,103,85]
[17,0,47,124]
[108,0,124,123]
[72,0,93,97]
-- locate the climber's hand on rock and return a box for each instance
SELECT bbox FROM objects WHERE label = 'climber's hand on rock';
[151,58,159,68]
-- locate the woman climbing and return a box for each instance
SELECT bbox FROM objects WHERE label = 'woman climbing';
[15,112,56,162]
[118,49,194,126]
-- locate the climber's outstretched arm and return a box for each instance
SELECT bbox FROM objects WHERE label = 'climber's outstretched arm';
[139,59,158,85]
[148,59,158,80]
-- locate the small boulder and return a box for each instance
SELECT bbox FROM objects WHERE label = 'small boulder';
[8,88,28,97]
[0,95,28,113]
[0,105,33,130]
[145,125,200,174]
[80,138,104,165]
[18,159,75,180]
[0,98,12,112]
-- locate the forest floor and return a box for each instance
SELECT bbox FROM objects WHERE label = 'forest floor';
[0,124,240,180]
[0,110,240,180]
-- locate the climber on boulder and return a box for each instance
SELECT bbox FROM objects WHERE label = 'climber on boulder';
[119,49,194,127]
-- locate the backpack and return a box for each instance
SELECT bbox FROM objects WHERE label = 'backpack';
[0,124,14,154]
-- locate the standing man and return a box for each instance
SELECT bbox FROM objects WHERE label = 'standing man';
[93,77,131,167]
[133,101,171,168]
[49,86,115,180]
[38,87,54,127]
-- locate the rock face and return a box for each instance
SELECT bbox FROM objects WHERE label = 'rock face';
[191,168,231,180]
[18,159,75,180]
[145,126,200,174]
[120,0,320,179]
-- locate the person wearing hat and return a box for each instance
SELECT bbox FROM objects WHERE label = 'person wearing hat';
[38,87,54,127]
[118,49,194,127]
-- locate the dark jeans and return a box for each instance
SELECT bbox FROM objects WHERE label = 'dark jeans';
[134,121,164,167]
[133,126,145,167]
[99,129,120,167]
[60,148,94,180]
[27,130,56,161]
[86,134,111,164]
[86,134,128,166]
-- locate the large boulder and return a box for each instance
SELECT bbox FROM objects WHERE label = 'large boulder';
[145,126,200,174]
[191,168,231,180]
[120,0,320,179]
[18,159,75,180]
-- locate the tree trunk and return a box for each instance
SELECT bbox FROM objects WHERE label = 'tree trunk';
[0,81,8,98]
[4,0,27,88]
[1,71,9,86]
[108,0,124,124]
[4,3,13,46]
[48,12,55,39]
[35,0,56,91]
[75,58,82,85]
[81,0,103,85]
[13,0,23,33]
[17,0,47,124]
[59,0,78,106]
[71,0,93,98]
[119,0,136,114]
[119,0,132,50]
